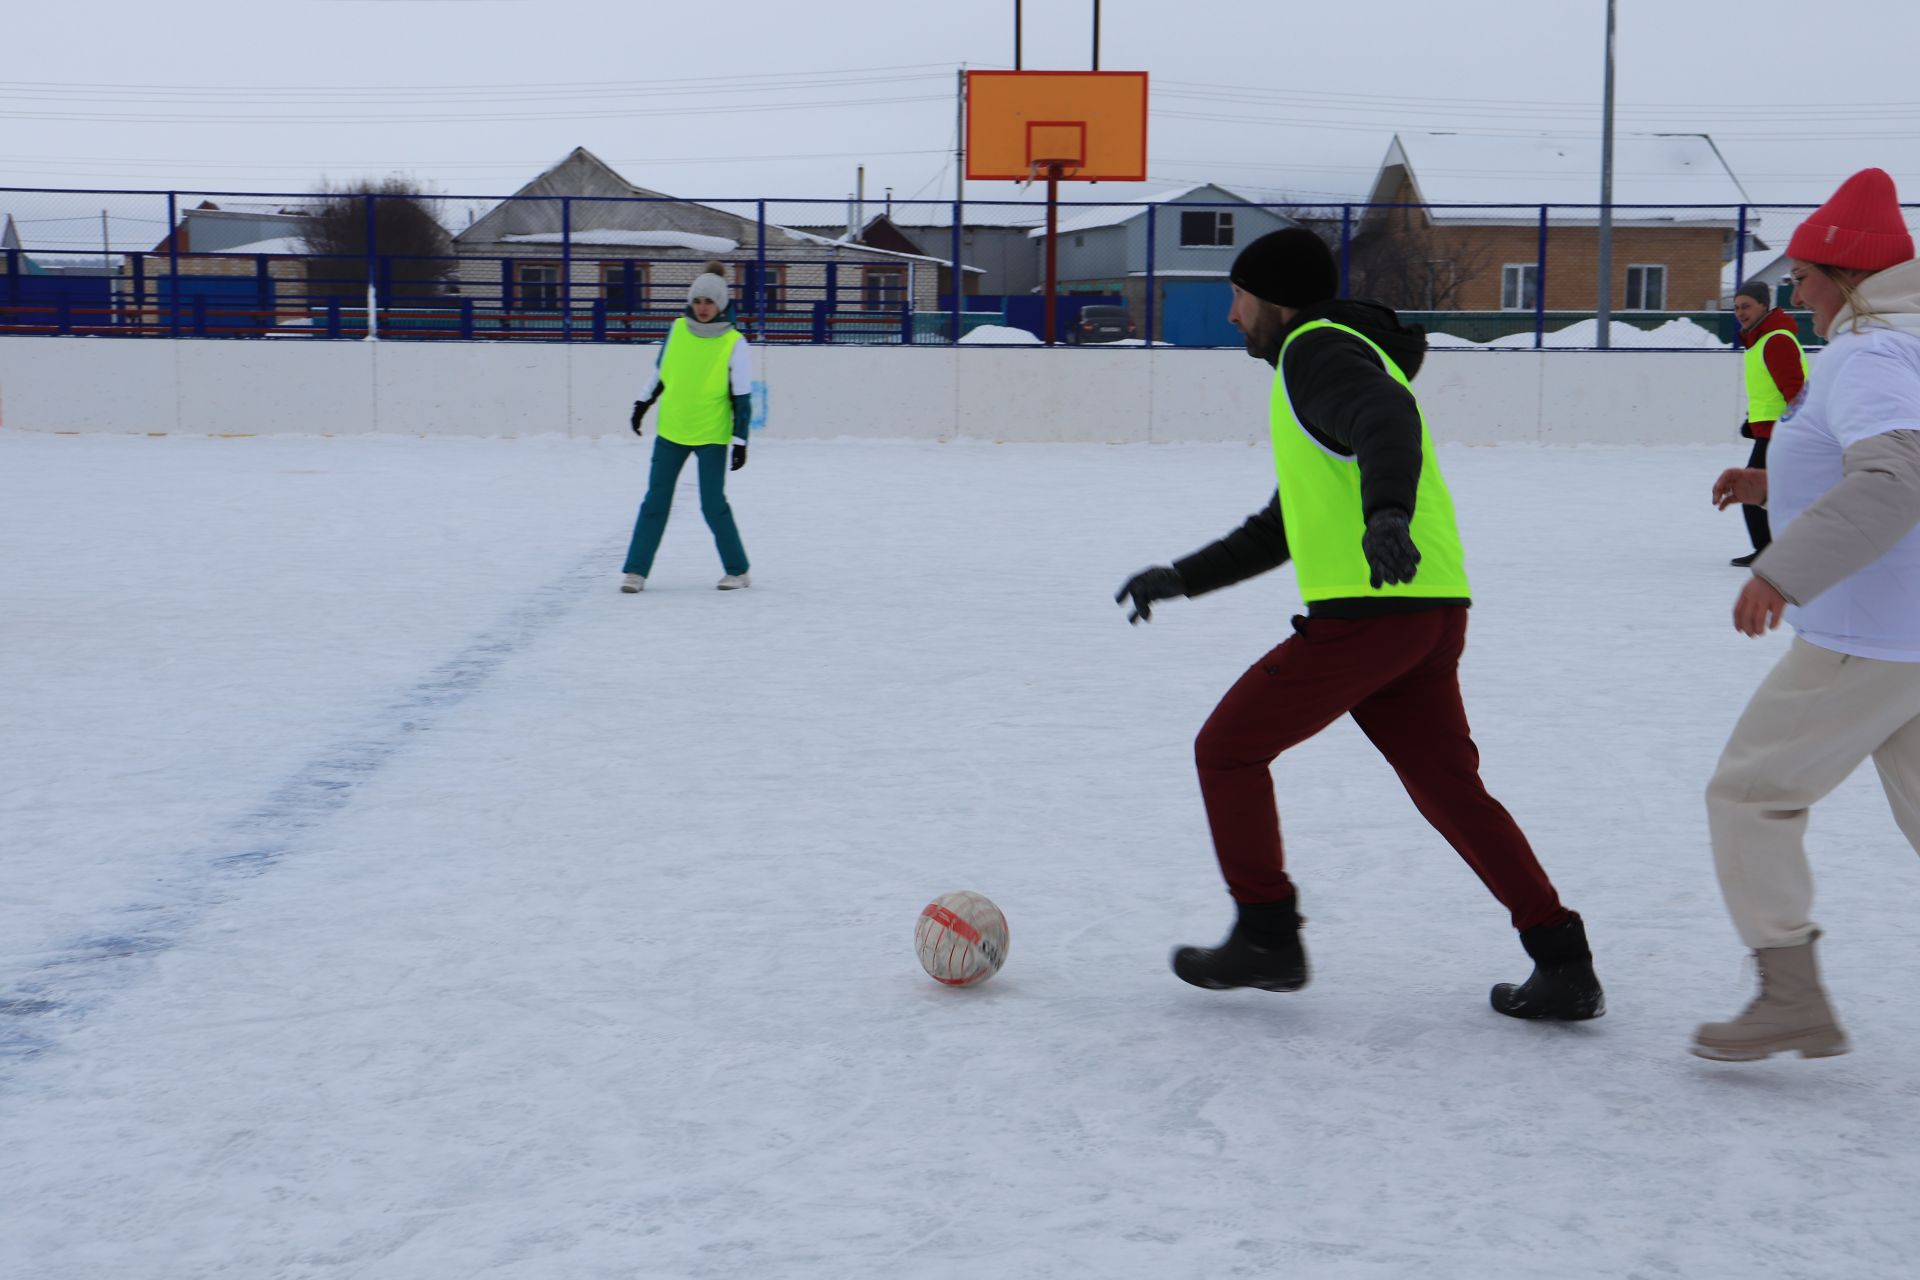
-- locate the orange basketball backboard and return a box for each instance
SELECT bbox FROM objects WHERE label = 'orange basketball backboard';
[965,71,1148,182]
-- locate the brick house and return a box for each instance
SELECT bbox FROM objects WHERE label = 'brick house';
[1361,133,1749,314]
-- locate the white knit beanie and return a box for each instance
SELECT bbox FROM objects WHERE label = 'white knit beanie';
[687,259,730,308]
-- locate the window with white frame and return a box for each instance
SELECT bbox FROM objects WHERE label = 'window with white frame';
[515,261,561,309]
[1501,263,1538,311]
[1625,264,1667,311]
[862,266,906,307]
[1179,210,1235,247]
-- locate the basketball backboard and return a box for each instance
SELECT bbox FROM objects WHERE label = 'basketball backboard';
[965,71,1148,183]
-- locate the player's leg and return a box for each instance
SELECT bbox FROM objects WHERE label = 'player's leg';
[622,438,692,581]
[694,443,750,586]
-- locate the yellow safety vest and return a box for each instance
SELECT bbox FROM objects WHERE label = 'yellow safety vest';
[1270,320,1471,603]
[1744,327,1807,425]
[657,317,741,447]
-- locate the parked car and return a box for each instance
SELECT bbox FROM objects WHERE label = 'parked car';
[1067,305,1138,344]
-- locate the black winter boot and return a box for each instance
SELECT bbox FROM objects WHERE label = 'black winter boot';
[1490,913,1605,1021]
[1172,898,1308,992]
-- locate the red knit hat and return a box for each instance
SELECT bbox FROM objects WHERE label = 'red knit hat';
[1787,168,1914,271]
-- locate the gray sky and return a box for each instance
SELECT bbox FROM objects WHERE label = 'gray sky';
[6,0,1918,249]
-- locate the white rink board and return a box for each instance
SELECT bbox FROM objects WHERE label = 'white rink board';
[0,336,1748,445]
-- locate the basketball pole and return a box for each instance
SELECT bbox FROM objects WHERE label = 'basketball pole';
[1044,163,1061,345]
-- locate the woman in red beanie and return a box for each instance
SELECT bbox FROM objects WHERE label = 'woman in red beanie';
[1696,168,1920,1061]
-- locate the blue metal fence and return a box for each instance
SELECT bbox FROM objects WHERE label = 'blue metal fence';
[2,186,1905,349]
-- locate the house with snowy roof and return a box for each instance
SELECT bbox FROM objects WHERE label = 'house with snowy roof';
[788,201,1050,297]
[1362,133,1750,313]
[453,148,977,329]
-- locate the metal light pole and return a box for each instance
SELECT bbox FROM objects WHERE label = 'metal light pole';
[1596,0,1617,349]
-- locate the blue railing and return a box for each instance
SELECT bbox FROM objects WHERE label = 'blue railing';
[2,187,1902,348]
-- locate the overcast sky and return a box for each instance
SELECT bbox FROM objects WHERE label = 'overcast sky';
[6,0,1918,249]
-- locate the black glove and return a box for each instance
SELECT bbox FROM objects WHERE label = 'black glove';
[1361,508,1420,589]
[1739,421,1755,440]
[1115,565,1186,625]
[731,444,748,472]
[630,396,656,436]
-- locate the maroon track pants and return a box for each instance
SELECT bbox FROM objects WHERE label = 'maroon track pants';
[1193,607,1568,932]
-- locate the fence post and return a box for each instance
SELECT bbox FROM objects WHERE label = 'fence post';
[193,293,208,338]
[460,297,474,340]
[1534,205,1548,349]
[166,192,180,338]
[950,196,963,345]
[561,196,573,343]
[364,194,379,340]
[256,256,272,335]
[57,296,72,336]
[326,297,342,339]
[1339,205,1353,298]
[1145,203,1156,346]
[129,253,145,331]
[4,248,17,328]
[756,200,768,341]
[1734,204,1748,348]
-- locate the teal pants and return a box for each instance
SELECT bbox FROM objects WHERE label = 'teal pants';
[622,437,749,577]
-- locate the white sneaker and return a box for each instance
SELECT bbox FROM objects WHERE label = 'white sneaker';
[620,574,645,593]
[717,572,751,591]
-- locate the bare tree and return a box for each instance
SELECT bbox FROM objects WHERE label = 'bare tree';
[1292,205,1492,312]
[300,177,454,301]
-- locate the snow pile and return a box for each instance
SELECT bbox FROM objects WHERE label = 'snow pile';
[1426,317,1729,349]
[958,324,1042,345]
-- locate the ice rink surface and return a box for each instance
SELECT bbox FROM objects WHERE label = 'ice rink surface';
[4,429,1919,1278]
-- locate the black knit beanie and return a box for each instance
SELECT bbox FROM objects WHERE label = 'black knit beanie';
[1735,279,1771,308]
[1230,227,1340,307]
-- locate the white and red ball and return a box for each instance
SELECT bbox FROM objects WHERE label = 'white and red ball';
[915,891,1009,987]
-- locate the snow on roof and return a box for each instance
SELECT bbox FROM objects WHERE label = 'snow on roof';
[1026,184,1243,238]
[211,236,309,256]
[1379,133,1749,223]
[503,229,739,253]
[768,223,985,272]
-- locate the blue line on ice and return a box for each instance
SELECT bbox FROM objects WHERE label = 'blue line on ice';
[0,551,608,1071]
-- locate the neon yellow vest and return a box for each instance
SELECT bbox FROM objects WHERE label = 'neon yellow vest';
[1271,320,1471,602]
[657,317,741,446]
[1744,327,1806,424]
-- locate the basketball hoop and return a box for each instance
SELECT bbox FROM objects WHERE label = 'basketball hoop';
[1019,159,1083,191]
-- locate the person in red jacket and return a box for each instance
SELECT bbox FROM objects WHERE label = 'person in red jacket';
[1728,280,1808,566]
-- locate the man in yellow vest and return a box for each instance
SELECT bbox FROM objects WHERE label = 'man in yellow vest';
[1727,279,1808,566]
[1116,228,1603,1021]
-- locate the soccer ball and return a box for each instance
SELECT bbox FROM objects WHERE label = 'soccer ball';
[916,891,1010,987]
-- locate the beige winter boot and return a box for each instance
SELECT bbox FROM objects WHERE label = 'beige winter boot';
[1691,934,1850,1062]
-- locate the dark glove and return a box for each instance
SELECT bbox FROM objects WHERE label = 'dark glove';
[730,444,748,472]
[1115,565,1186,625]
[1361,508,1420,589]
[630,396,656,436]
[1739,421,1755,440]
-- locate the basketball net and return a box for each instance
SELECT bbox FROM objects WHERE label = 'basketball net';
[1019,159,1082,192]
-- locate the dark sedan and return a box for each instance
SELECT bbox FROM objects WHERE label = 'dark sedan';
[1067,305,1138,344]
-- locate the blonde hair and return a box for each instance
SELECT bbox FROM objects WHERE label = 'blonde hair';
[1815,263,1884,334]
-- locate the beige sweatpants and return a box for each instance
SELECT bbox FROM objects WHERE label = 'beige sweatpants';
[1708,637,1920,949]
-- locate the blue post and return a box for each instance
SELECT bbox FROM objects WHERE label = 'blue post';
[256,255,271,334]
[500,258,513,313]
[1145,203,1157,346]
[1734,204,1749,348]
[130,253,146,331]
[193,293,208,338]
[561,196,573,342]
[1339,205,1353,298]
[5,248,18,328]
[326,297,341,339]
[950,197,962,345]
[1534,206,1549,349]
[364,195,378,337]
[591,298,606,341]
[460,297,474,339]
[756,200,768,341]
[57,296,72,336]
[166,192,180,338]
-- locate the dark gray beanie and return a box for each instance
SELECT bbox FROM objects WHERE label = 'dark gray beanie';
[1735,279,1771,308]
[1230,227,1340,308]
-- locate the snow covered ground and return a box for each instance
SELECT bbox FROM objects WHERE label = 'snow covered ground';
[5,430,1919,1279]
